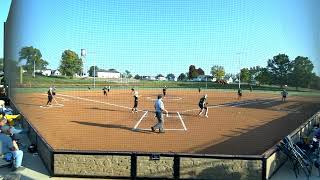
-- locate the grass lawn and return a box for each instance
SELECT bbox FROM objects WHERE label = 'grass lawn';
[11,75,320,97]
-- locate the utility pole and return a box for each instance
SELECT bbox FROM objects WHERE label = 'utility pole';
[93,56,96,88]
[238,55,241,89]
[236,52,243,89]
[81,49,96,88]
[33,60,35,78]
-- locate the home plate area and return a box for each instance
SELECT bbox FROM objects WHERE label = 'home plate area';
[133,111,187,131]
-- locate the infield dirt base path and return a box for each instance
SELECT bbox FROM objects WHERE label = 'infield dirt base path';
[14,89,320,155]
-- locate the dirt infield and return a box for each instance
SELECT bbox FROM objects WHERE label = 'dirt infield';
[14,89,320,155]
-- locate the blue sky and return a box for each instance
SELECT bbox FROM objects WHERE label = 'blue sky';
[2,0,320,76]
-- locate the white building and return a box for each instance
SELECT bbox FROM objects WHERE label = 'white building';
[141,76,156,80]
[225,77,233,84]
[157,75,166,81]
[96,69,120,78]
[41,69,52,76]
[51,70,61,76]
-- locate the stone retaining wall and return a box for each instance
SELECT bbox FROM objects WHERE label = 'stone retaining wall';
[54,154,131,177]
[136,156,174,178]
[180,158,262,180]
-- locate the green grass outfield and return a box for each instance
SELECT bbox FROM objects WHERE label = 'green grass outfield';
[11,75,320,97]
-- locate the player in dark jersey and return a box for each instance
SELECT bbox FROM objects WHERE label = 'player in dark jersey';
[237,88,242,100]
[163,86,167,97]
[131,88,139,113]
[102,86,107,96]
[281,89,288,102]
[46,87,54,106]
[52,86,56,96]
[198,94,208,118]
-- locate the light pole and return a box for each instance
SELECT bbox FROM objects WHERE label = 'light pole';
[81,49,87,77]
[81,49,86,77]
[238,55,241,89]
[81,49,96,88]
[93,56,96,88]
[33,60,35,78]
[236,52,242,89]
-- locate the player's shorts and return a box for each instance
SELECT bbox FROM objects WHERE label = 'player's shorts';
[199,104,204,109]
[238,93,242,96]
[282,95,286,98]
[133,101,138,108]
[48,95,53,101]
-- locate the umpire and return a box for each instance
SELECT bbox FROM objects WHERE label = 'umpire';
[151,94,168,133]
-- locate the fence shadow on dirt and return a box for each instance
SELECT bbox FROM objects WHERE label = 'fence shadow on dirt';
[192,103,320,155]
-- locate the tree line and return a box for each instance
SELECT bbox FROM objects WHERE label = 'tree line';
[176,53,319,90]
[16,46,320,89]
[18,46,82,77]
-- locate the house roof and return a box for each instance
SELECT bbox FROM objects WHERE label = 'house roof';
[97,69,120,73]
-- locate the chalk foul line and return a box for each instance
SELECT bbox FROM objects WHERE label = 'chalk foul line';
[57,93,132,110]
[133,111,148,130]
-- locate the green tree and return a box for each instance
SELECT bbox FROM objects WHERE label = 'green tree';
[249,66,262,82]
[18,46,49,76]
[310,73,320,90]
[255,68,272,85]
[88,66,99,77]
[188,65,199,79]
[59,50,83,77]
[166,73,175,81]
[155,74,164,79]
[224,73,236,81]
[240,68,250,83]
[197,68,205,76]
[289,56,314,89]
[267,54,292,87]
[134,74,141,80]
[177,73,187,81]
[123,70,132,78]
[210,65,225,80]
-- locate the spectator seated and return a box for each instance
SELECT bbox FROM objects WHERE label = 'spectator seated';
[0,131,24,171]
[0,114,22,126]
